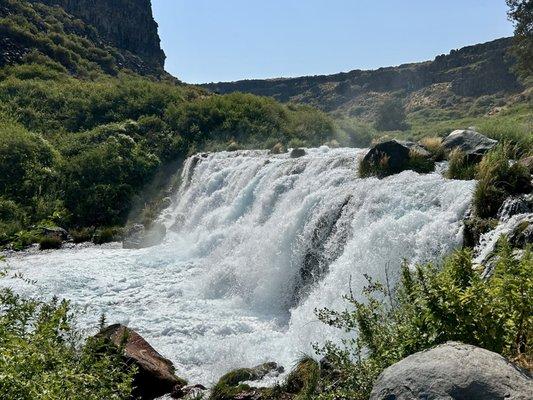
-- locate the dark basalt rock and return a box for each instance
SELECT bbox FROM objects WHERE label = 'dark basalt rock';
[97,324,186,400]
[441,129,498,161]
[361,139,433,176]
[370,342,532,400]
[290,148,307,158]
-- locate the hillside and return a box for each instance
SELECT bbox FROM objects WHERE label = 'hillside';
[0,0,165,75]
[28,0,165,70]
[0,0,337,248]
[203,38,524,121]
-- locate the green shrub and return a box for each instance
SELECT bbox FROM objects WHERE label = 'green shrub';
[38,236,62,250]
[315,241,532,400]
[419,137,446,161]
[446,148,477,180]
[374,98,409,131]
[70,227,94,243]
[0,286,134,399]
[474,144,531,218]
[284,356,320,399]
[92,227,123,245]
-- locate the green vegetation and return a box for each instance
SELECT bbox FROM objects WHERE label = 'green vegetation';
[446,148,477,180]
[313,241,532,400]
[473,144,531,218]
[0,0,341,249]
[374,98,409,131]
[506,0,533,81]
[0,282,134,399]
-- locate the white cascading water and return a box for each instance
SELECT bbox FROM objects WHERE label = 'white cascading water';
[1,147,475,384]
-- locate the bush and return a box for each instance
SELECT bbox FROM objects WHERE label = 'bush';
[38,236,62,250]
[374,98,409,131]
[70,227,94,243]
[474,144,531,218]
[446,148,477,180]
[92,227,123,245]
[419,137,445,161]
[0,286,134,399]
[315,241,532,400]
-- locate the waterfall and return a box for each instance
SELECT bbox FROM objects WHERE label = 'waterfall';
[1,147,475,384]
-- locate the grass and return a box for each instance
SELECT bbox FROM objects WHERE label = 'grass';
[38,236,62,250]
[446,148,477,180]
[473,144,531,218]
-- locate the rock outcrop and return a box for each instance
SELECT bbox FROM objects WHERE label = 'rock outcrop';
[97,324,186,400]
[30,0,165,70]
[370,342,532,400]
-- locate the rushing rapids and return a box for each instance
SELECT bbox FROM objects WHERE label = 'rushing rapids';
[1,147,475,384]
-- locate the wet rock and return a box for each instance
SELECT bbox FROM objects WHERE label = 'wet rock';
[361,140,433,177]
[211,362,284,400]
[441,129,498,161]
[498,194,533,221]
[508,216,533,249]
[41,226,70,241]
[97,324,186,400]
[463,217,498,248]
[123,223,166,249]
[171,383,207,399]
[290,148,306,158]
[370,341,532,400]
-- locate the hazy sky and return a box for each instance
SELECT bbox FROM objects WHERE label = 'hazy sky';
[152,0,514,84]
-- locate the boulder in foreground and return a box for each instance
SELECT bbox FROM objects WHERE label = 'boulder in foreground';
[97,324,186,400]
[441,129,497,161]
[370,341,532,400]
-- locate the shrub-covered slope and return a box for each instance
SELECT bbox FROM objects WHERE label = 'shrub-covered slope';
[0,0,338,247]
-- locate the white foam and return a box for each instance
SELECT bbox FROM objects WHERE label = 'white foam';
[1,148,475,385]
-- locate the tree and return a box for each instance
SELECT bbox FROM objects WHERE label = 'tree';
[374,98,409,131]
[506,0,533,79]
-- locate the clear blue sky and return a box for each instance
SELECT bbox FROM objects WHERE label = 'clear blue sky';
[152,0,514,84]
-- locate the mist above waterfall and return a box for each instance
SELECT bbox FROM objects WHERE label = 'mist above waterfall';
[1,147,475,384]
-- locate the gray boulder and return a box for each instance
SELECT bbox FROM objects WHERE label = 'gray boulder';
[123,223,166,249]
[370,342,532,400]
[442,129,497,161]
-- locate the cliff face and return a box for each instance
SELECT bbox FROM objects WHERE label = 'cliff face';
[203,38,522,119]
[31,0,165,70]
